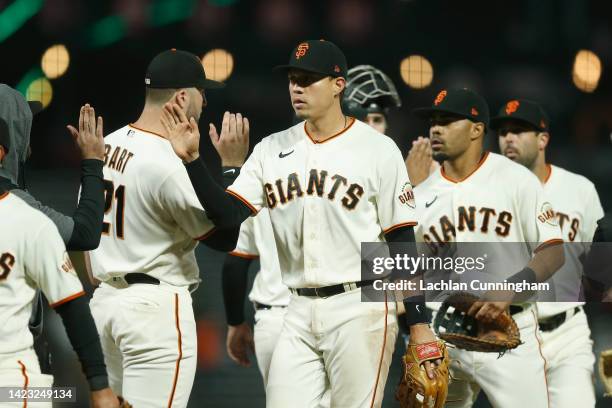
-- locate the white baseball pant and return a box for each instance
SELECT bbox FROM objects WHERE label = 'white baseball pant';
[90,282,197,408]
[265,289,398,408]
[538,308,595,408]
[0,349,53,408]
[444,307,549,408]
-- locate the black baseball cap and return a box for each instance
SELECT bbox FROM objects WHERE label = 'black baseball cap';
[490,99,550,132]
[145,49,224,90]
[0,117,9,153]
[274,40,348,78]
[412,88,490,128]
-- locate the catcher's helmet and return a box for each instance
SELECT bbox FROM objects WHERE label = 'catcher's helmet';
[345,65,401,114]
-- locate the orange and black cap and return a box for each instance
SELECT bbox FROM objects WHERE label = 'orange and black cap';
[490,99,550,132]
[145,49,225,90]
[0,117,9,153]
[412,88,490,128]
[274,40,348,78]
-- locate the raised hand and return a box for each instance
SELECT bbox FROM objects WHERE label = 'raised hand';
[209,111,250,167]
[405,136,438,187]
[67,104,105,161]
[161,103,201,163]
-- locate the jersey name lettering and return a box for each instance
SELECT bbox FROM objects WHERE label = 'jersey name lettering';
[423,205,513,248]
[264,169,364,211]
[104,144,135,174]
[0,252,15,280]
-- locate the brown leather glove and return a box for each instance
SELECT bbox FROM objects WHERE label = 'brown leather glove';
[396,340,450,408]
[600,349,612,397]
[433,292,521,353]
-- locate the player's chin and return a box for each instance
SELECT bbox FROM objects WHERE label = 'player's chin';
[294,109,309,120]
[432,151,449,163]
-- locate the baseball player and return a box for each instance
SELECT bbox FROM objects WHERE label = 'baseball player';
[87,49,248,408]
[162,39,442,408]
[411,88,565,407]
[492,99,603,408]
[222,208,291,385]
[0,117,119,408]
[0,85,106,362]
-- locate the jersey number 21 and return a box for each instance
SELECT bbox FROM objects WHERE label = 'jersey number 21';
[102,179,126,239]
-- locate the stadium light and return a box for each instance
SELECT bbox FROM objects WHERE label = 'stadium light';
[201,49,234,82]
[400,55,434,89]
[572,50,602,93]
[41,44,70,79]
[26,78,53,109]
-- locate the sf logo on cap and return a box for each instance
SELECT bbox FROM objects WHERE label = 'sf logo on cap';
[295,43,310,60]
[434,90,447,106]
[505,100,520,115]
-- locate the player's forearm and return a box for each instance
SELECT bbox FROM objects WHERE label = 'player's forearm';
[527,242,565,282]
[222,255,251,326]
[184,158,252,228]
[67,159,105,250]
[385,226,429,326]
[55,295,109,391]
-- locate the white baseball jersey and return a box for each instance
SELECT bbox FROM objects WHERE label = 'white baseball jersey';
[537,164,603,317]
[414,152,563,286]
[0,192,84,355]
[227,118,417,288]
[89,125,215,287]
[230,209,290,306]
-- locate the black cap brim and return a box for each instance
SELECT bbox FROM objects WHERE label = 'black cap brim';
[489,116,544,131]
[28,101,43,116]
[273,64,344,77]
[412,106,469,119]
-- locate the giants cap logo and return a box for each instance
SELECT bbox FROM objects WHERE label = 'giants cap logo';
[295,43,310,60]
[505,100,520,115]
[434,90,447,106]
[471,107,479,116]
[334,65,341,73]
[540,119,546,129]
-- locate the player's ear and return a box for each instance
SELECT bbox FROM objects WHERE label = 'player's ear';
[173,89,189,109]
[333,77,346,97]
[538,132,550,150]
[471,122,485,140]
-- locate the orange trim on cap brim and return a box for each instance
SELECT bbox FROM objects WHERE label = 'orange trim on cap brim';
[383,221,418,235]
[229,251,259,259]
[441,151,490,183]
[226,189,258,215]
[49,291,86,308]
[304,117,355,144]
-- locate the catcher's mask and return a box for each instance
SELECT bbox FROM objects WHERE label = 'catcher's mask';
[345,65,401,115]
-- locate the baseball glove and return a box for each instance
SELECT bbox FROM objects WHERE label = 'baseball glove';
[396,340,449,408]
[599,349,612,397]
[433,292,521,353]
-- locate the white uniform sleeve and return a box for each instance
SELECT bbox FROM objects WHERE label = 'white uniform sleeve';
[24,223,85,308]
[159,168,216,240]
[517,174,563,251]
[230,216,259,259]
[377,144,418,234]
[583,183,604,243]
[226,142,264,213]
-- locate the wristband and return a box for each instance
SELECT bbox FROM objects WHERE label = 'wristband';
[403,295,429,327]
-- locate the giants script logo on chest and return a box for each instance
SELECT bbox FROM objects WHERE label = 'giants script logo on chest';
[265,169,364,210]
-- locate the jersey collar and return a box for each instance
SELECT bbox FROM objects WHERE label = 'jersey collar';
[440,151,490,183]
[304,117,356,144]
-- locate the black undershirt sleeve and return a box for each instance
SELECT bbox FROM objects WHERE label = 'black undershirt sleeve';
[67,160,105,251]
[198,167,243,251]
[384,225,429,327]
[184,159,253,228]
[222,254,252,326]
[54,296,108,391]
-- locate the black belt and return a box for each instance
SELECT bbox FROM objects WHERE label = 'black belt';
[253,302,287,310]
[290,280,375,298]
[124,273,160,285]
[539,307,581,332]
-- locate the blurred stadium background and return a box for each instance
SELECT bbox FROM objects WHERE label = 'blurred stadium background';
[1,0,611,406]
